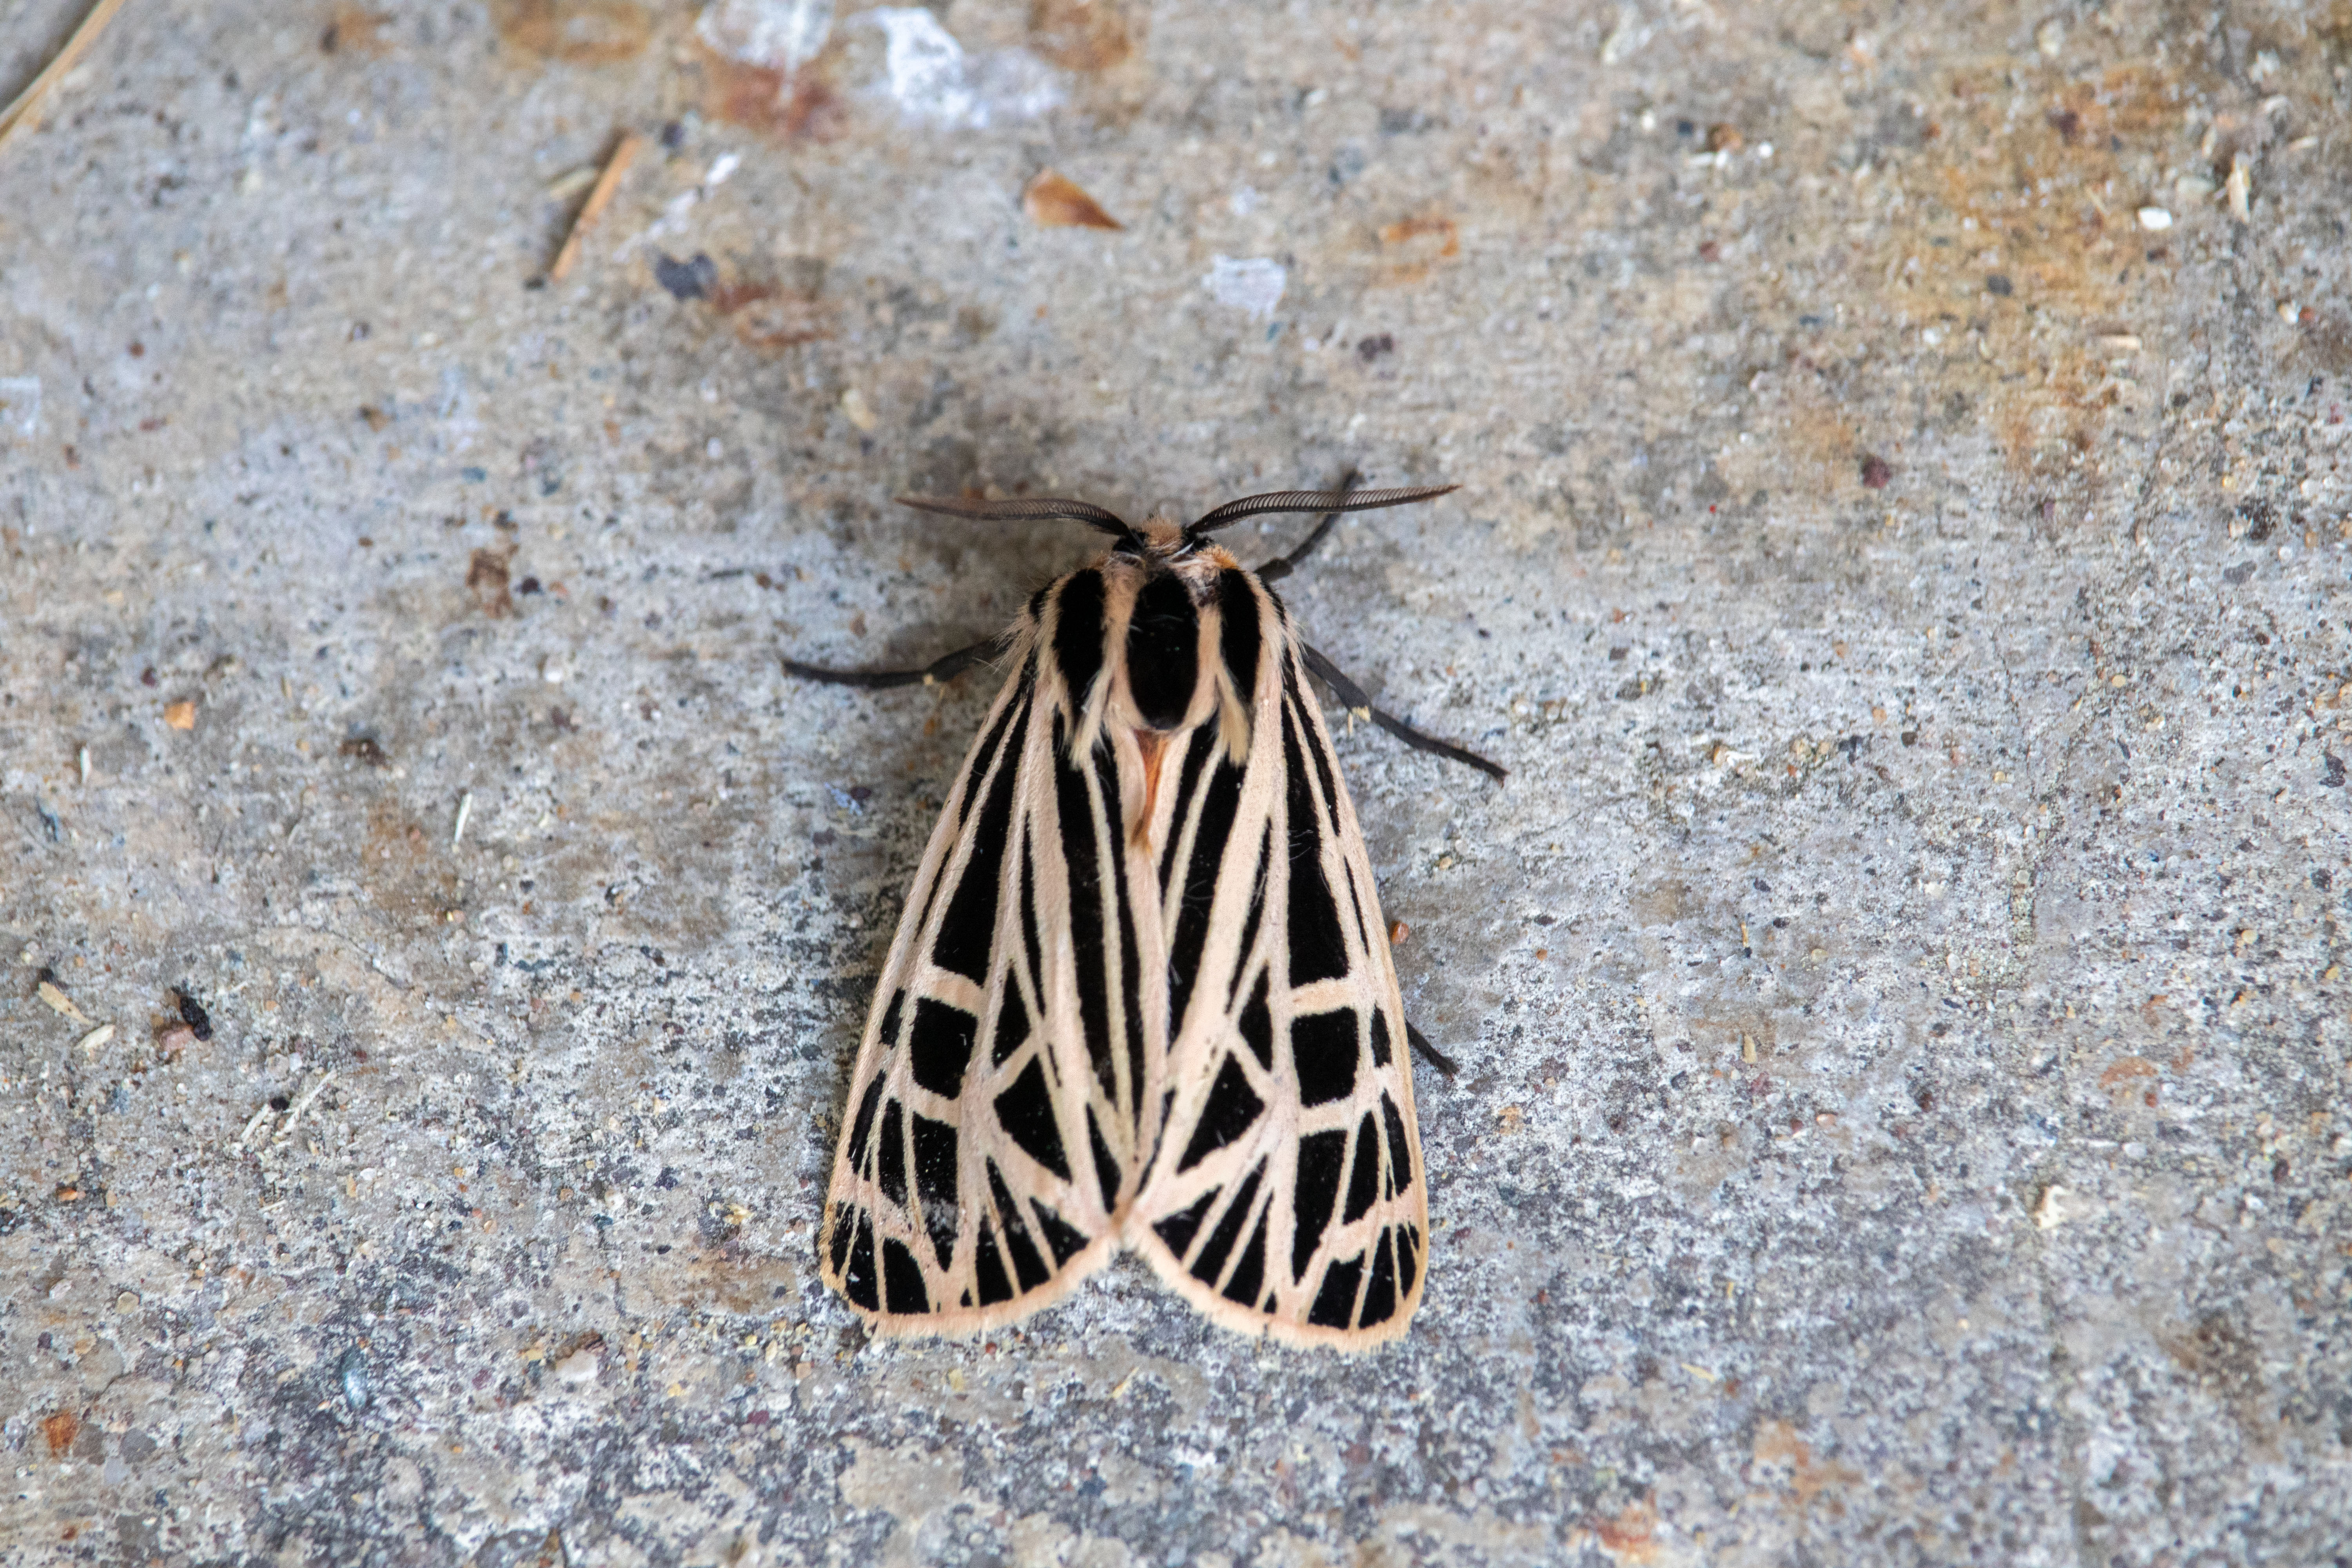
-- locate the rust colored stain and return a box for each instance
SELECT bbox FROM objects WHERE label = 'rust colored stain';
[1893,65,2189,469]
[1379,212,1460,256]
[1375,212,1460,286]
[1734,57,2223,496]
[492,0,652,65]
[664,256,833,352]
[1028,0,1136,72]
[697,47,846,141]
[712,281,831,352]
[40,1411,78,1455]
[1753,1420,1863,1510]
[321,5,394,55]
[362,805,461,925]
[1592,1499,1659,1562]
[2099,1054,2160,1091]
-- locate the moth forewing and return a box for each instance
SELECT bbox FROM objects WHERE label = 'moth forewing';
[820,610,1149,1336]
[1120,581,1430,1348]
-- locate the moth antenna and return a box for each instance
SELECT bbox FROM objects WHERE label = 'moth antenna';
[1188,484,1459,535]
[897,494,1134,539]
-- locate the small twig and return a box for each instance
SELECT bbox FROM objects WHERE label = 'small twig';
[232,1105,272,1152]
[452,790,473,848]
[548,130,641,281]
[0,0,132,155]
[274,1069,336,1143]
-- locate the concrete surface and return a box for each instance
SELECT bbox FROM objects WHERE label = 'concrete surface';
[4,0,2350,1563]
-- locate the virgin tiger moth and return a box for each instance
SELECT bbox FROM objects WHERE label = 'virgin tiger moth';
[788,484,1502,1348]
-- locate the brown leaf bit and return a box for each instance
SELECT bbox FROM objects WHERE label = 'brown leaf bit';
[358,405,390,430]
[339,736,389,766]
[321,5,394,55]
[1028,0,1135,72]
[1703,122,1744,153]
[469,547,516,617]
[163,700,198,731]
[491,0,651,65]
[1023,169,1122,230]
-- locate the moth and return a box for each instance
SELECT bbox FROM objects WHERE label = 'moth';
[788,484,1502,1348]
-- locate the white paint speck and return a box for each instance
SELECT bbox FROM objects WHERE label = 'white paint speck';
[2136,206,2173,230]
[1203,255,1285,321]
[696,0,834,73]
[553,1343,603,1385]
[872,8,976,123]
[865,8,1060,129]
[0,376,40,436]
[1600,4,1650,64]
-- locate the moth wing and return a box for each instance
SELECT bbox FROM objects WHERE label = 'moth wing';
[1127,594,1431,1347]
[820,635,1167,1333]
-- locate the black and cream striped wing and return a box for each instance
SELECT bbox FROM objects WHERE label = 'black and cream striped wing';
[819,623,1169,1332]
[1125,578,1431,1346]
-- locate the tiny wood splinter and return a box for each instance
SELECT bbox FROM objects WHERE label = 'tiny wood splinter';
[787,483,1503,1348]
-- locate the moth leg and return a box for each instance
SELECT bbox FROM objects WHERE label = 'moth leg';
[1253,508,1345,584]
[783,635,1004,690]
[1299,644,1508,782]
[1252,469,1360,583]
[1405,1021,1460,1078]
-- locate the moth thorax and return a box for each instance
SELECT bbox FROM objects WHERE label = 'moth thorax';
[1124,569,1207,731]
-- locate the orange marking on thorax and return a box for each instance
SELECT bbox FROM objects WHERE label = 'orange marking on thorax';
[1132,730,1166,849]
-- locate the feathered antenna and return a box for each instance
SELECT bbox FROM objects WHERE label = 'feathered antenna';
[1188,484,1458,535]
[896,495,1133,539]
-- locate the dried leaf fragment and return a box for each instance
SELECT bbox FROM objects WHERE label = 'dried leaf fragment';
[38,980,89,1022]
[164,700,197,730]
[1023,169,1122,230]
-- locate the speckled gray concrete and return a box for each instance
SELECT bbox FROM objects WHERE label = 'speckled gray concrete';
[4,1,2350,1564]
